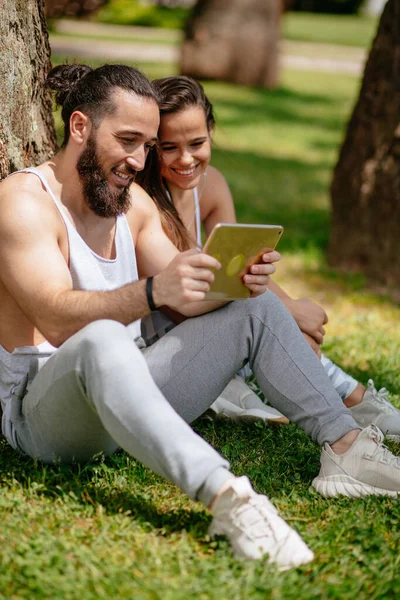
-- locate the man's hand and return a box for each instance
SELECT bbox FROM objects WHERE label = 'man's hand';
[243,250,281,297]
[152,249,221,310]
[286,297,328,345]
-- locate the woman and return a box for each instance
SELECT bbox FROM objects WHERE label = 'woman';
[139,75,400,437]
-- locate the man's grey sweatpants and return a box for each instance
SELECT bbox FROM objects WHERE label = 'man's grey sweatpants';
[12,291,358,507]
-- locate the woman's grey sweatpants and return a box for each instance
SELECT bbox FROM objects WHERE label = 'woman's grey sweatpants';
[12,291,358,507]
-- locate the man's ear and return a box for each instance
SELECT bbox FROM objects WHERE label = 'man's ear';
[209,126,214,141]
[69,111,92,144]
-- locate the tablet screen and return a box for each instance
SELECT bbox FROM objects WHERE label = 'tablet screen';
[203,223,283,300]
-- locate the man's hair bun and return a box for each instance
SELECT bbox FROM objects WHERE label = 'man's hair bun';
[46,64,93,106]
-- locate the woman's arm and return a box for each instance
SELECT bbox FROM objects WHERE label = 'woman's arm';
[201,166,236,236]
[269,279,328,345]
[200,167,328,342]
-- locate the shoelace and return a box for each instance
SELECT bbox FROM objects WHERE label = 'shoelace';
[232,494,280,539]
[367,425,400,467]
[367,379,396,414]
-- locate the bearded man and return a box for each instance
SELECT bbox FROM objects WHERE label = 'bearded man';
[0,63,399,570]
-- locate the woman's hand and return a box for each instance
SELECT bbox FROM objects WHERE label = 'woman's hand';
[285,297,328,344]
[302,331,322,357]
[243,250,281,297]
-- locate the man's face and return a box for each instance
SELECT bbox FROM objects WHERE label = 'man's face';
[77,89,159,218]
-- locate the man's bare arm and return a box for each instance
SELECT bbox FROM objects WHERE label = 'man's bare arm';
[0,189,161,346]
[133,187,226,317]
[134,186,281,314]
[0,183,226,346]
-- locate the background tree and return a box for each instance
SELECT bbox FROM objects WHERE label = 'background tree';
[45,0,108,19]
[289,0,364,13]
[0,0,57,179]
[330,0,400,288]
[180,0,282,88]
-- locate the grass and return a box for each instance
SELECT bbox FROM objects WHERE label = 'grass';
[91,2,379,49]
[49,31,181,46]
[282,11,379,49]
[3,55,399,598]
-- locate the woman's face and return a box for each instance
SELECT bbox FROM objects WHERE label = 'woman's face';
[158,106,212,191]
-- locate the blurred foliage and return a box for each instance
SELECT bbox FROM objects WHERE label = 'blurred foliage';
[45,0,108,19]
[95,0,190,28]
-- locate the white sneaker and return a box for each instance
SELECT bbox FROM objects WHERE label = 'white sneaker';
[210,378,289,424]
[350,379,400,441]
[312,425,400,498]
[209,476,314,569]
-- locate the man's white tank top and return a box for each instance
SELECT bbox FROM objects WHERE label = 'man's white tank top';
[0,167,141,446]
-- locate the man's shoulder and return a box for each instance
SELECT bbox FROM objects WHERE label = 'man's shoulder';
[124,182,164,244]
[0,170,61,231]
[126,182,159,222]
[0,170,48,206]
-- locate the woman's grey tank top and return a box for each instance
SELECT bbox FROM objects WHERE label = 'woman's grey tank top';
[0,167,141,444]
[193,186,202,249]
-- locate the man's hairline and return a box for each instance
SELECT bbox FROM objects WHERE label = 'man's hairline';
[75,87,159,126]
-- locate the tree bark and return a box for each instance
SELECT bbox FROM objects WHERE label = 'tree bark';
[330,0,400,288]
[180,0,282,88]
[0,0,57,180]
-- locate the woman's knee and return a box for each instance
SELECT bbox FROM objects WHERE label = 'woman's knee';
[231,290,284,320]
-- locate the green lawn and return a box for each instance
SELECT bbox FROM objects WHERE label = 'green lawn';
[2,57,399,599]
[49,31,181,46]
[282,11,379,49]
[50,12,378,52]
[91,2,379,49]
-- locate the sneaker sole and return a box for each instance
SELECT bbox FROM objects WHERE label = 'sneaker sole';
[210,411,289,424]
[208,523,314,568]
[237,414,290,425]
[312,475,400,498]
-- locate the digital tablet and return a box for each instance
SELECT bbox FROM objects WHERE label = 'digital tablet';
[202,223,284,300]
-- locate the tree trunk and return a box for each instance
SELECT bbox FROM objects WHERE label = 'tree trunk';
[180,0,282,88]
[330,0,400,288]
[0,0,57,180]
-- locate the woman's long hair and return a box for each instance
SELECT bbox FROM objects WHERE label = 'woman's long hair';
[136,146,192,251]
[139,76,215,251]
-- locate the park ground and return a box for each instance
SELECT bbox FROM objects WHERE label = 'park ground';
[0,13,399,600]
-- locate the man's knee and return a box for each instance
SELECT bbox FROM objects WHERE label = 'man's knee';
[78,319,126,345]
[71,319,145,376]
[74,319,136,362]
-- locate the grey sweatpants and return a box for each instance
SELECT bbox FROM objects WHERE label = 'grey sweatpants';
[11,292,358,506]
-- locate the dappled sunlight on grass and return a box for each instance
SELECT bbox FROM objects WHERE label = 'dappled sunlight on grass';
[275,253,400,394]
[203,70,361,258]
[21,53,398,600]
[282,11,378,49]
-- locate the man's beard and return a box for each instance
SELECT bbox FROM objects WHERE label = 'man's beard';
[76,134,134,218]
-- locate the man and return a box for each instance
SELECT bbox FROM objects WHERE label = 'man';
[0,63,398,570]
